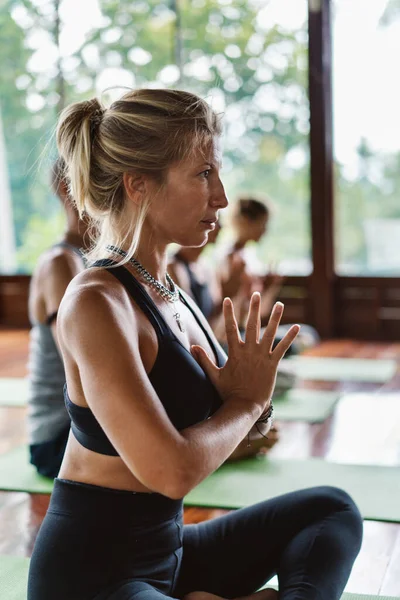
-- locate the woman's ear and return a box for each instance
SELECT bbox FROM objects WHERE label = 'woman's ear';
[123,172,146,205]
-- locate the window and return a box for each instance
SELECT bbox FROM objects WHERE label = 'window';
[1,0,310,275]
[333,0,400,276]
[179,0,311,276]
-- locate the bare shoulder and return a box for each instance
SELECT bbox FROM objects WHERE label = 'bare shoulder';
[58,267,139,350]
[36,245,81,280]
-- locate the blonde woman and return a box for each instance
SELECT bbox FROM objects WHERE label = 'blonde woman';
[28,90,362,600]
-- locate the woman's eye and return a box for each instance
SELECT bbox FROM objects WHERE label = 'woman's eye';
[200,170,210,179]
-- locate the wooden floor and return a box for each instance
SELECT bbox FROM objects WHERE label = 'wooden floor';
[1,330,400,595]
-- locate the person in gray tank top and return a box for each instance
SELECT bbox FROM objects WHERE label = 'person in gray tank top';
[27,158,89,477]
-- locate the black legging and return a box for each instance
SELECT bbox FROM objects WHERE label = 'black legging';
[29,425,70,478]
[28,479,363,600]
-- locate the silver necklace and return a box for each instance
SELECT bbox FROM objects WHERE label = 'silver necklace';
[106,245,186,333]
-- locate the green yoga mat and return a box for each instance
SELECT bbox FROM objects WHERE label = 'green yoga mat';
[265,587,400,600]
[0,446,53,494]
[185,455,400,523]
[342,596,400,600]
[0,378,28,407]
[288,356,397,382]
[0,556,30,600]
[0,556,399,600]
[2,446,400,523]
[273,389,341,422]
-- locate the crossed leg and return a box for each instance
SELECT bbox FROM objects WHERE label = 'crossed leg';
[174,487,363,600]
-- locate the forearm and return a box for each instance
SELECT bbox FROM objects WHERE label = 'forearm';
[179,398,262,491]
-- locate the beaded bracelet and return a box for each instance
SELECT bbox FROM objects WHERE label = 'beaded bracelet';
[247,402,274,447]
[255,402,274,439]
[256,402,274,424]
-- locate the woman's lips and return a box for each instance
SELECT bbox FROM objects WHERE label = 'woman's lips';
[200,221,216,229]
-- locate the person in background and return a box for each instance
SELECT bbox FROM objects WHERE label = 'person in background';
[229,196,320,353]
[168,219,247,331]
[169,203,298,394]
[168,221,280,457]
[27,158,89,478]
[168,220,223,322]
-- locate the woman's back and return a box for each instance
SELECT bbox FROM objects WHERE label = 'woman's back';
[27,243,85,449]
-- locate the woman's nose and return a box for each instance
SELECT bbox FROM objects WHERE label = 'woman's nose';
[212,178,229,209]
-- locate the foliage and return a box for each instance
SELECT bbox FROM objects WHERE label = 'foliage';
[2,0,400,276]
[379,0,400,27]
[16,209,65,270]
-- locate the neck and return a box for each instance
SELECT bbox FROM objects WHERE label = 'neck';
[63,212,90,249]
[111,240,170,287]
[62,230,88,249]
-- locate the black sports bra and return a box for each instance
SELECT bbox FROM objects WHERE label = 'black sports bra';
[65,260,227,456]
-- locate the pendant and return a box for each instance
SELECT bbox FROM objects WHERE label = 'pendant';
[173,312,185,333]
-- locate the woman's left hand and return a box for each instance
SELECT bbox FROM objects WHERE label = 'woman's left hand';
[227,425,280,462]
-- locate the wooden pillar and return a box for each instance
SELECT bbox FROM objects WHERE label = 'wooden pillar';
[308,0,335,337]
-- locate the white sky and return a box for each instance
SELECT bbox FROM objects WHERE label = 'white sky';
[333,0,400,167]
[21,0,400,168]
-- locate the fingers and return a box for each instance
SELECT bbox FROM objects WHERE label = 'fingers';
[223,297,242,351]
[244,292,261,344]
[272,324,301,361]
[260,302,284,352]
[190,345,219,384]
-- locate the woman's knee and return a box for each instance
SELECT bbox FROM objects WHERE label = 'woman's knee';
[313,486,363,542]
[315,485,359,511]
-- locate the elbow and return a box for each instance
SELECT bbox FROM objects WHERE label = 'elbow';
[127,441,199,500]
[157,454,198,500]
[162,482,188,500]
[159,468,195,500]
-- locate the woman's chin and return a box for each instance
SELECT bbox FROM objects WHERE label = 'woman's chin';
[177,231,209,248]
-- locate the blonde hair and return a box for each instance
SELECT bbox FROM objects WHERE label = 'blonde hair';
[56,89,222,264]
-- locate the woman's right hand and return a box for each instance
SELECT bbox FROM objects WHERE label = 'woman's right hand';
[191,293,300,415]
